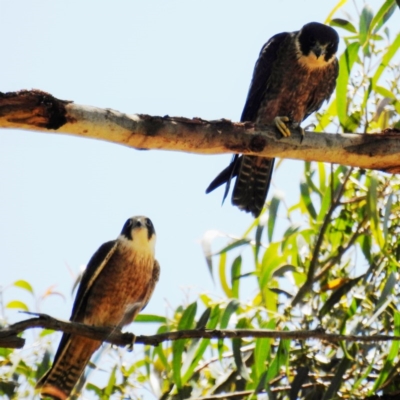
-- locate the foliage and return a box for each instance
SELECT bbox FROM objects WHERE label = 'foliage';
[1,1,400,399]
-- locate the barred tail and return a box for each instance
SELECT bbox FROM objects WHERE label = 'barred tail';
[36,334,101,400]
[232,155,274,217]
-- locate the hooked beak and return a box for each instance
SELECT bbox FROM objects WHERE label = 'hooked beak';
[312,44,325,59]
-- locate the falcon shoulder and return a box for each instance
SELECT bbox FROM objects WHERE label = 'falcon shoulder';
[240,32,290,122]
[71,240,118,321]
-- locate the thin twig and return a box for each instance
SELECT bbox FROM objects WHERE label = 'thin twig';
[2,313,400,349]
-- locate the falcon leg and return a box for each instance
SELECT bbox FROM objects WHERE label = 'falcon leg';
[299,126,305,143]
[127,333,136,352]
[273,116,291,137]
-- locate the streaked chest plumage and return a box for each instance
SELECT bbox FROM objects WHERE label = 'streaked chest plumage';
[256,37,338,125]
[78,243,155,327]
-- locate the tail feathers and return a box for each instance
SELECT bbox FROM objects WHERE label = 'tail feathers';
[37,334,101,400]
[206,155,240,204]
[232,156,274,217]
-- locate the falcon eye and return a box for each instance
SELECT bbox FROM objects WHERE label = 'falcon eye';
[309,38,317,45]
[121,218,134,240]
[145,218,153,229]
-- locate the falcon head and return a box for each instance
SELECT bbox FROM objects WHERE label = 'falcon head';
[296,22,339,68]
[120,215,156,254]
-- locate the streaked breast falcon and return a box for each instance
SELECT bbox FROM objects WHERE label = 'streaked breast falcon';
[206,22,339,217]
[36,216,160,400]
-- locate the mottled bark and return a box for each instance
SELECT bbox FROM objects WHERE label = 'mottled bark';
[1,90,400,173]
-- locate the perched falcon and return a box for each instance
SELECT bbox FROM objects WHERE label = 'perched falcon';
[206,22,339,217]
[36,216,160,400]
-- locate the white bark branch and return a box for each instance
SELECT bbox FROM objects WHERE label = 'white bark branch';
[1,90,400,173]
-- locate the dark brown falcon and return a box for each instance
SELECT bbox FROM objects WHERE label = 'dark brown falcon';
[206,22,339,217]
[36,216,160,400]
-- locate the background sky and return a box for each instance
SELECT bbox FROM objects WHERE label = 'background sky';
[0,0,395,396]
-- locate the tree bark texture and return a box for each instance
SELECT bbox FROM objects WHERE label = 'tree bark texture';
[1,90,400,173]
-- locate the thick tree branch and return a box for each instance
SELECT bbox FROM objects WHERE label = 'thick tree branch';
[1,90,400,172]
[2,313,400,349]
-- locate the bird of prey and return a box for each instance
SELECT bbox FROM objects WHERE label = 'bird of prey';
[36,216,160,400]
[206,22,339,217]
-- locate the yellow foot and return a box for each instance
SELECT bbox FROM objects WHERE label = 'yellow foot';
[274,116,291,137]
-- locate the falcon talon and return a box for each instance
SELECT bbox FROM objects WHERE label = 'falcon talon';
[206,22,339,218]
[127,334,136,352]
[274,116,291,137]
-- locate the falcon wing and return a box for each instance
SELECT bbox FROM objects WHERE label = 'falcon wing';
[240,32,290,122]
[70,240,118,321]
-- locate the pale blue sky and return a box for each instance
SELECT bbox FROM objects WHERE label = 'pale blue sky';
[0,0,390,339]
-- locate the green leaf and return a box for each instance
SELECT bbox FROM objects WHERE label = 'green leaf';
[268,287,293,298]
[218,252,232,298]
[196,307,211,330]
[134,314,167,323]
[254,319,276,379]
[172,302,198,389]
[259,242,282,289]
[272,264,297,278]
[104,366,117,396]
[219,299,239,360]
[180,306,221,385]
[324,0,348,24]
[154,344,169,370]
[300,181,317,220]
[267,196,280,242]
[322,357,351,400]
[358,233,372,263]
[255,223,264,261]
[375,85,396,99]
[178,302,197,330]
[359,5,374,46]
[383,193,393,240]
[265,334,291,385]
[375,272,396,312]
[216,238,252,255]
[201,232,215,282]
[207,304,221,329]
[220,299,239,329]
[317,180,332,224]
[370,0,396,33]
[318,162,327,195]
[305,162,322,197]
[6,300,29,311]
[330,18,357,33]
[336,42,360,128]
[370,311,400,392]
[315,99,337,132]
[367,174,384,248]
[39,329,56,337]
[232,319,250,381]
[13,280,34,295]
[231,256,242,299]
[372,32,400,88]
[86,383,102,396]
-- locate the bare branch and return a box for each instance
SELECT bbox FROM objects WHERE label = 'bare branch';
[2,313,400,349]
[1,90,400,172]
